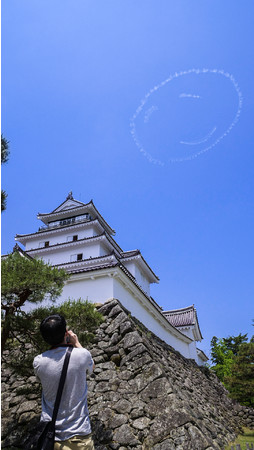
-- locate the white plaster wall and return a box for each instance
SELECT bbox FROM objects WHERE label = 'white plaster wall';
[177,327,194,340]
[188,340,199,363]
[112,278,191,359]
[25,238,47,251]
[170,326,199,363]
[99,244,109,257]
[57,275,114,304]
[24,224,99,251]
[122,261,136,277]
[83,243,102,258]
[31,242,103,265]
[133,265,150,295]
[197,354,206,366]
[122,261,150,295]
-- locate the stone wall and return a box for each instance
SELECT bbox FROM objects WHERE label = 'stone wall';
[1,299,254,449]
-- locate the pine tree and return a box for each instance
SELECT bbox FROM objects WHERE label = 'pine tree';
[1,251,69,353]
[225,342,254,407]
[1,134,10,212]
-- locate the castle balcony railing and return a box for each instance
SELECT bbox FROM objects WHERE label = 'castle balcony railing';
[38,214,92,231]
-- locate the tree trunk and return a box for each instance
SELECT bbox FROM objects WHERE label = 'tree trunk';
[1,310,12,355]
[1,290,31,355]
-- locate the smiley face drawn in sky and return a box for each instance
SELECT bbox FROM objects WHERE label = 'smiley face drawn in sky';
[130,69,243,164]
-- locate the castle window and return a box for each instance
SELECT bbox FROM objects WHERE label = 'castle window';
[67,235,78,242]
[70,253,83,262]
[39,241,49,248]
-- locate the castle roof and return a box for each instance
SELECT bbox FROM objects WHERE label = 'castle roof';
[37,193,115,236]
[162,305,203,341]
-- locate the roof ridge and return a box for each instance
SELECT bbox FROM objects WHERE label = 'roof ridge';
[163,305,195,314]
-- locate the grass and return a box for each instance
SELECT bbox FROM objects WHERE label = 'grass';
[225,428,254,449]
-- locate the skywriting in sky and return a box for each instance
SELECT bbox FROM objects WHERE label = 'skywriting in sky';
[130,69,243,164]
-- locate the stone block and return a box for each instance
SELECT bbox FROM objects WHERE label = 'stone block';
[113,398,132,414]
[132,416,151,430]
[152,438,176,449]
[141,377,173,402]
[109,413,128,429]
[113,424,140,446]
[119,321,133,336]
[122,331,143,350]
[109,304,125,318]
[16,400,39,415]
[98,300,118,316]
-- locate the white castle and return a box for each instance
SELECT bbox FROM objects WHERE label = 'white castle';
[15,192,208,365]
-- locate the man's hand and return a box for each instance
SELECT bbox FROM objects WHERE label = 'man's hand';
[66,330,83,348]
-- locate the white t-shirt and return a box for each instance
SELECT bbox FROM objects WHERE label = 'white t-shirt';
[33,345,94,441]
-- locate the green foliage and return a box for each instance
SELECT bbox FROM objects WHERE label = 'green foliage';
[1,134,9,212]
[1,134,9,163]
[4,298,104,377]
[210,333,254,407]
[210,336,234,382]
[211,333,248,365]
[2,252,69,305]
[223,333,248,355]
[225,342,254,407]
[1,252,69,352]
[210,334,248,382]
[1,190,7,212]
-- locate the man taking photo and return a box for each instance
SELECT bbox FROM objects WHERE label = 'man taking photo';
[33,314,95,450]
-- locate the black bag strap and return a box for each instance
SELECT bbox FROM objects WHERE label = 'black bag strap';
[51,345,73,426]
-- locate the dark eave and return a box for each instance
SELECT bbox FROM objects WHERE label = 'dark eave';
[121,250,140,258]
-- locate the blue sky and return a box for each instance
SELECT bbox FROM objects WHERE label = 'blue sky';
[2,0,254,357]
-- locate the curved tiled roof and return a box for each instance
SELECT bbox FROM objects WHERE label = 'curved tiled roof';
[162,305,203,340]
[163,305,196,327]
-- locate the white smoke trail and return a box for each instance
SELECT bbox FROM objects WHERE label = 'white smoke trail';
[130,68,243,164]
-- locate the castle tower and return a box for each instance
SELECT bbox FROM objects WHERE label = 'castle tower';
[15,193,207,365]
